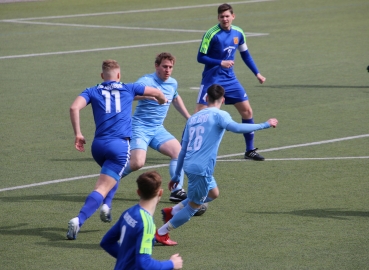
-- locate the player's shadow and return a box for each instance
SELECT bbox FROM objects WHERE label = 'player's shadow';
[245,208,369,220]
[50,158,95,162]
[0,193,138,204]
[0,223,101,249]
[0,193,174,206]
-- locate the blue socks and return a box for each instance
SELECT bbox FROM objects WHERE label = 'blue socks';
[169,158,184,192]
[78,191,103,226]
[242,118,255,152]
[103,182,119,208]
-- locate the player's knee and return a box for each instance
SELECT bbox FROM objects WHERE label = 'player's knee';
[129,161,144,171]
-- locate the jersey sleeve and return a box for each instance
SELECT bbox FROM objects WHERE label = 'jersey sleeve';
[130,82,145,96]
[216,110,234,129]
[79,87,92,104]
[199,24,221,54]
[135,210,174,270]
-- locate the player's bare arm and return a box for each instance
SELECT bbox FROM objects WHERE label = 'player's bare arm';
[256,73,266,84]
[143,86,167,104]
[70,96,87,152]
[267,118,278,128]
[172,96,191,120]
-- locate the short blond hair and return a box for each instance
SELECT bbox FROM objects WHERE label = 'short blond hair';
[101,59,120,77]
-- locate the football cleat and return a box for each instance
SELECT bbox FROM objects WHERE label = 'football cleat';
[244,148,265,161]
[161,207,173,224]
[169,189,187,202]
[100,204,112,223]
[66,217,80,240]
[155,230,177,246]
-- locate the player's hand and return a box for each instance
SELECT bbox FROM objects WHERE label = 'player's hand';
[267,118,278,128]
[74,135,86,152]
[170,253,183,270]
[168,179,179,191]
[221,60,234,69]
[256,73,266,84]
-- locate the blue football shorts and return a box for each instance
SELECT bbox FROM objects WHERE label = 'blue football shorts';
[186,172,217,205]
[130,125,175,152]
[91,138,130,181]
[197,80,249,105]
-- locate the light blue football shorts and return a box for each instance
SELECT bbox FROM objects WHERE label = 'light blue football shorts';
[91,138,130,181]
[186,172,217,205]
[130,125,175,152]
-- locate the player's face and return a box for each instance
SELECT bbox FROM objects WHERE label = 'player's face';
[155,59,174,81]
[218,10,235,31]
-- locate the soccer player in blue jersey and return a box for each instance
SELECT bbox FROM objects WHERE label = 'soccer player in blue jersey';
[155,84,278,245]
[66,59,167,240]
[196,3,267,161]
[100,53,191,223]
[100,171,183,270]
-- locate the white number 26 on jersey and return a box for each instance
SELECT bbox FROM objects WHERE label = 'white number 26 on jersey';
[187,126,205,151]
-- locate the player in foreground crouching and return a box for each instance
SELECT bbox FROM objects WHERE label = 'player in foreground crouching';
[67,60,166,240]
[155,84,278,245]
[100,171,183,270]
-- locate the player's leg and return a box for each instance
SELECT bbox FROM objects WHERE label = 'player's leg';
[234,100,264,161]
[225,82,264,161]
[101,132,150,214]
[67,174,117,240]
[152,128,187,202]
[156,173,211,245]
[67,139,129,239]
[195,84,209,113]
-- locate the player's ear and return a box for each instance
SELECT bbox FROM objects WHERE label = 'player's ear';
[137,189,141,197]
[158,188,163,198]
[100,73,104,80]
[117,72,120,80]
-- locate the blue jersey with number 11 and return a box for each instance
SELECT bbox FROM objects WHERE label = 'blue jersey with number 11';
[80,80,145,139]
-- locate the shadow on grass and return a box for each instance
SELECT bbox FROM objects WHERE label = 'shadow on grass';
[50,158,94,162]
[0,223,101,249]
[0,193,137,203]
[246,208,369,220]
[0,193,175,206]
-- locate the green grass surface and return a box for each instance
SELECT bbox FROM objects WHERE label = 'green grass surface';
[0,0,368,269]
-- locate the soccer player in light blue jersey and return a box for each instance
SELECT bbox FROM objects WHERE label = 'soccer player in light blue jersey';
[100,171,183,270]
[196,3,267,161]
[67,59,167,240]
[100,53,191,223]
[155,84,278,245]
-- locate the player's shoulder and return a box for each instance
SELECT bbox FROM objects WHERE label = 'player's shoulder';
[231,25,245,34]
[204,24,222,37]
[136,73,155,85]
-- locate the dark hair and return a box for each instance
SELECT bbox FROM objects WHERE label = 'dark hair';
[206,84,225,103]
[218,3,233,15]
[155,52,176,66]
[136,171,162,200]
